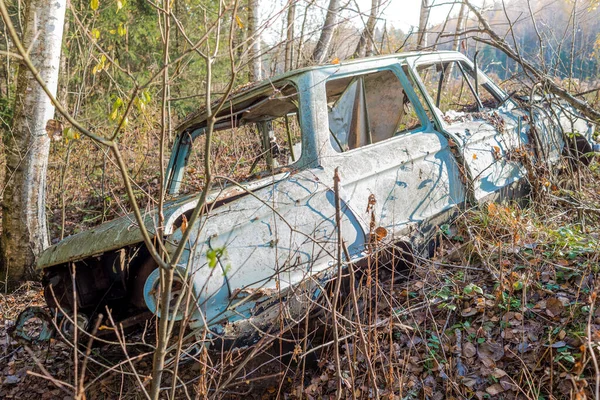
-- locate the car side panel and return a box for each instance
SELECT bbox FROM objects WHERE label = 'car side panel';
[331,131,466,244]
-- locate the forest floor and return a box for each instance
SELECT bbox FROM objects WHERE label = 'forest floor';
[1,160,600,399]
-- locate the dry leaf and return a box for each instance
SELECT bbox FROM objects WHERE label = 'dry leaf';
[485,383,505,396]
[463,342,476,358]
[478,342,504,368]
[461,307,478,317]
[374,226,388,241]
[180,214,188,234]
[491,368,507,378]
[235,15,244,29]
[546,297,564,317]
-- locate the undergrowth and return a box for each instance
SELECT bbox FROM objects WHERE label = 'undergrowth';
[1,135,600,399]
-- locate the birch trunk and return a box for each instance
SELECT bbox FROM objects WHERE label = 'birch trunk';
[417,0,430,49]
[312,0,340,63]
[353,0,380,58]
[247,0,262,81]
[1,0,66,284]
[284,0,295,71]
[453,2,467,52]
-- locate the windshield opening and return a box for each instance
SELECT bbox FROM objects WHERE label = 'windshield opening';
[167,83,302,196]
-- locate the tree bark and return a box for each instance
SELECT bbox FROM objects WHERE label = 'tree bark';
[1,0,66,284]
[417,0,430,49]
[453,2,467,52]
[284,0,295,71]
[353,0,380,58]
[247,0,262,81]
[312,0,340,64]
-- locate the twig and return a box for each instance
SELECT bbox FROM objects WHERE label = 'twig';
[588,288,600,400]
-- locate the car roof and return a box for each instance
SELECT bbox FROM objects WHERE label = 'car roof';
[176,50,460,132]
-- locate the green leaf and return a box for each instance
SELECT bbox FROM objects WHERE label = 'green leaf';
[91,0,99,10]
[134,97,144,112]
[563,355,575,363]
[63,127,80,143]
[110,97,123,120]
[113,97,123,110]
[142,90,151,103]
[207,249,218,268]
[119,116,129,130]
[464,283,483,296]
[117,23,127,37]
[440,224,451,236]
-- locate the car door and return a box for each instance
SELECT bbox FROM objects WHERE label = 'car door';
[322,64,467,254]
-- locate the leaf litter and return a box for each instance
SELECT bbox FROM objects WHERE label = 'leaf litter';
[1,162,600,399]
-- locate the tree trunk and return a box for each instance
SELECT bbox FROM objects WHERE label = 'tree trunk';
[312,0,340,63]
[453,2,467,52]
[247,0,262,81]
[1,0,66,285]
[284,0,295,71]
[417,0,430,49]
[353,0,380,58]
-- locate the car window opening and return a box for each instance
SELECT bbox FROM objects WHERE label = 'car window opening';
[168,83,302,196]
[416,61,502,121]
[326,69,423,153]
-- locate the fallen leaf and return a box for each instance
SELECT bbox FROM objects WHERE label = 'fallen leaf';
[461,376,477,388]
[500,377,517,391]
[478,342,504,361]
[486,383,505,396]
[491,368,507,378]
[517,342,530,353]
[558,330,567,340]
[546,297,564,317]
[463,342,476,358]
[461,307,478,317]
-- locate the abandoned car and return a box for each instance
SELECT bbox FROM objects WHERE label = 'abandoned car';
[30,51,598,344]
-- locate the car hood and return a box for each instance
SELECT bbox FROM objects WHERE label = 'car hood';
[37,174,288,269]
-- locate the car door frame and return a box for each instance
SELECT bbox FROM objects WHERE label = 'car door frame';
[404,52,530,204]
[315,59,469,257]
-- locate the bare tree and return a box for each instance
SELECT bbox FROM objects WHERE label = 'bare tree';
[353,0,381,57]
[463,0,600,121]
[247,0,262,80]
[417,0,430,49]
[1,0,67,285]
[312,0,341,63]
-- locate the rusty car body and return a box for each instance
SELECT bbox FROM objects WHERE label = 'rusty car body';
[35,51,597,343]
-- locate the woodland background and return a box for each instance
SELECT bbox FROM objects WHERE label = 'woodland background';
[1,0,600,399]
